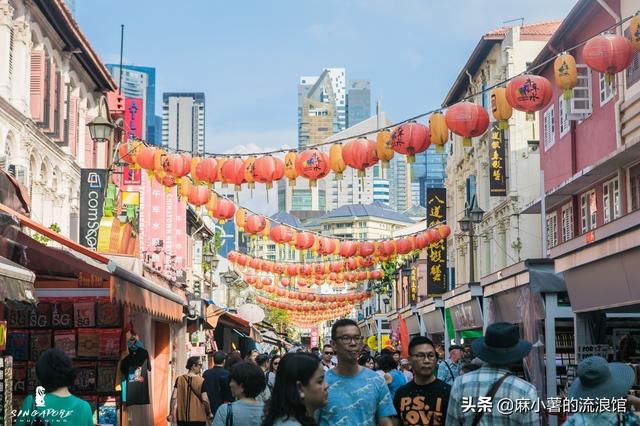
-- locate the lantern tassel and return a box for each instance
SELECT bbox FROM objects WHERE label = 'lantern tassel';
[498,120,509,130]
[526,112,535,121]
[563,89,573,100]
[463,137,472,148]
[406,155,416,164]
[435,145,444,154]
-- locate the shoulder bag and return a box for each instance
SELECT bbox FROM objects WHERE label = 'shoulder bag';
[225,402,234,426]
[471,373,510,426]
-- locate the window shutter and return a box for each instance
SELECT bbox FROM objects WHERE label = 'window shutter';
[29,50,46,122]
[543,105,555,151]
[43,60,57,133]
[84,113,94,168]
[68,96,78,156]
[569,65,592,118]
[8,27,14,82]
[52,72,66,142]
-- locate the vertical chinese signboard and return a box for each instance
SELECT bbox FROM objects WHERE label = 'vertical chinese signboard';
[409,267,418,306]
[489,125,507,196]
[79,169,109,250]
[427,188,447,295]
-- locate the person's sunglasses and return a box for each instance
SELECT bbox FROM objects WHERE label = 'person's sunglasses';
[324,351,334,355]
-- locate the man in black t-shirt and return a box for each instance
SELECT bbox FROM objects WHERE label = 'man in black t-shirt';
[202,350,233,416]
[393,336,451,426]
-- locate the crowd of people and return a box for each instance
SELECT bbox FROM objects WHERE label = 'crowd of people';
[11,319,640,425]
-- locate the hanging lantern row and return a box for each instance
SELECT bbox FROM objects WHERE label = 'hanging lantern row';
[239,265,384,286]
[245,277,372,303]
[228,251,387,275]
[255,295,359,315]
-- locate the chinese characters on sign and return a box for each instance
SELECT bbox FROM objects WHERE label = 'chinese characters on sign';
[409,267,418,306]
[427,188,447,295]
[489,126,507,196]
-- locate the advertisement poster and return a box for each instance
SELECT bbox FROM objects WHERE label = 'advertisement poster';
[79,169,109,251]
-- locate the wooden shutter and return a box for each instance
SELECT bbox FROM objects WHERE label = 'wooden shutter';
[543,105,555,151]
[43,60,56,133]
[68,96,78,156]
[52,72,65,142]
[29,50,46,122]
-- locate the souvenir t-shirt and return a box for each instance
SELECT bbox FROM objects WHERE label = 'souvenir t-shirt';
[318,366,397,426]
[120,348,151,405]
[15,393,94,426]
[393,379,451,426]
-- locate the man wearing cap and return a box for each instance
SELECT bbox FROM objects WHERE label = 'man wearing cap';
[445,322,539,425]
[437,345,463,385]
[564,356,638,425]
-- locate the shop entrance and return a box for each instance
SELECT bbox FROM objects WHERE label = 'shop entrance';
[153,321,170,425]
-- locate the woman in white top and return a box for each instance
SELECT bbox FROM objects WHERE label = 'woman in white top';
[261,353,328,426]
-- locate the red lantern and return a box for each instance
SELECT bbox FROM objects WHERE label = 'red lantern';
[298,278,307,288]
[330,262,344,273]
[346,258,358,271]
[339,241,357,258]
[381,241,396,257]
[155,174,176,189]
[370,270,383,280]
[163,154,191,182]
[253,155,285,189]
[118,140,143,166]
[300,264,313,277]
[281,278,290,287]
[426,229,440,244]
[390,122,431,163]
[244,215,267,235]
[437,224,451,239]
[188,186,211,207]
[505,75,553,118]
[227,251,238,263]
[396,238,414,255]
[343,139,379,177]
[261,277,272,286]
[221,157,246,190]
[445,102,490,147]
[359,242,375,257]
[213,197,235,223]
[286,264,299,277]
[295,232,315,251]
[237,254,248,267]
[295,149,330,187]
[194,158,218,185]
[136,146,156,171]
[583,34,635,83]
[415,233,429,250]
[249,258,260,270]
[270,225,293,245]
[245,275,256,285]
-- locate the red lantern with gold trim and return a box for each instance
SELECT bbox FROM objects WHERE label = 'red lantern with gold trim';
[213,197,235,223]
[188,186,210,207]
[390,122,431,163]
[505,75,553,119]
[343,138,379,177]
[253,155,285,190]
[270,225,293,245]
[583,34,635,83]
[245,215,267,235]
[163,154,191,183]
[221,157,246,190]
[295,149,330,187]
[445,102,490,147]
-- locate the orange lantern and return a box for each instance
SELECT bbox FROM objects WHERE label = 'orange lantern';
[235,208,247,231]
[118,140,143,167]
[205,191,218,215]
[445,102,490,147]
[396,238,414,255]
[319,237,336,256]
[284,151,297,187]
[221,157,246,190]
[505,75,553,119]
[437,224,451,239]
[153,149,167,177]
[295,149,330,187]
[491,88,513,130]
[270,225,293,245]
[135,146,156,172]
[163,154,191,183]
[339,241,357,258]
[391,122,431,163]
[188,185,210,207]
[190,157,202,184]
[329,144,347,180]
[194,158,218,185]
[344,138,378,177]
[213,197,235,223]
[295,232,315,251]
[583,34,635,83]
[631,15,640,51]
[178,177,192,201]
[244,215,266,235]
[429,113,448,154]
[381,240,396,257]
[554,52,578,100]
[244,156,257,189]
[359,242,375,257]
[253,155,285,189]
[375,129,394,171]
[216,156,228,184]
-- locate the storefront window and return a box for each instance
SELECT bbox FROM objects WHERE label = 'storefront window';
[603,178,620,224]
[580,190,597,233]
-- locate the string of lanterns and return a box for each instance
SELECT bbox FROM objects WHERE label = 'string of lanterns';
[245,278,372,303]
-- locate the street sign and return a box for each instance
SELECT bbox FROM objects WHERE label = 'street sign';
[79,169,108,250]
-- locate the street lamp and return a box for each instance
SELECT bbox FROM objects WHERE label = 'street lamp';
[87,98,115,144]
[457,195,484,284]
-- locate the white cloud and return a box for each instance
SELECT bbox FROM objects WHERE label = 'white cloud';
[207,128,296,156]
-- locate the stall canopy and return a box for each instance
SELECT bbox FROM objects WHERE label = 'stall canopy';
[0,255,36,305]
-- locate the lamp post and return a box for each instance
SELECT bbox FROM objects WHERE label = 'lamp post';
[458,195,484,284]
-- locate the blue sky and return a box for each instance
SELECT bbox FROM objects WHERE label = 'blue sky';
[76,0,575,155]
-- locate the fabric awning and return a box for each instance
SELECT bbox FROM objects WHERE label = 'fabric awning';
[109,262,186,323]
[205,303,226,328]
[404,313,421,336]
[217,311,251,335]
[0,255,37,305]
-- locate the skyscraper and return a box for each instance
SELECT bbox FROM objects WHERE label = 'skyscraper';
[388,154,412,212]
[162,92,205,154]
[346,80,371,128]
[298,68,346,149]
[107,64,161,145]
[413,145,447,207]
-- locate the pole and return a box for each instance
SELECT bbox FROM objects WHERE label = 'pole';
[118,24,124,94]
[468,224,475,283]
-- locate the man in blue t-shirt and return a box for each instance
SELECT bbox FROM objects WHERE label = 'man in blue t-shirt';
[318,318,397,426]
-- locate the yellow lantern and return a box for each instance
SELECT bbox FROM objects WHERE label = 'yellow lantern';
[491,88,513,130]
[260,220,271,240]
[375,129,394,171]
[178,177,192,202]
[554,52,578,100]
[190,157,201,184]
[284,151,297,187]
[329,144,346,180]
[428,113,448,153]
[235,207,247,231]
[216,156,228,185]
[630,15,640,52]
[244,156,257,189]
[289,229,298,247]
[311,237,320,256]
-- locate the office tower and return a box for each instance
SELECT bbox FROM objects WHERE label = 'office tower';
[346,80,371,128]
[412,145,447,207]
[298,68,346,149]
[388,154,411,212]
[373,165,390,205]
[162,92,205,154]
[107,64,161,145]
[277,178,327,213]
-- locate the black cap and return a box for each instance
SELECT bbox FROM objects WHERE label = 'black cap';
[449,345,463,351]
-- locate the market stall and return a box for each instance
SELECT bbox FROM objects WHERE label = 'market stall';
[417,297,446,345]
[399,306,421,339]
[481,259,570,403]
[442,283,484,352]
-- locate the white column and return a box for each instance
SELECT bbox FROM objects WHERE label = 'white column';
[10,19,29,114]
[0,2,13,99]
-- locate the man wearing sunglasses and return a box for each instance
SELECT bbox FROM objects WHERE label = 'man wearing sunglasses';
[317,318,396,426]
[393,336,451,426]
[321,345,336,371]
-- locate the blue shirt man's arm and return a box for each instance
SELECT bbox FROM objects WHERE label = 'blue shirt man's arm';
[376,377,397,425]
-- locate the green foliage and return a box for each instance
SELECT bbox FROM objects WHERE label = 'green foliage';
[266,307,292,338]
[371,258,398,295]
[32,223,61,245]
